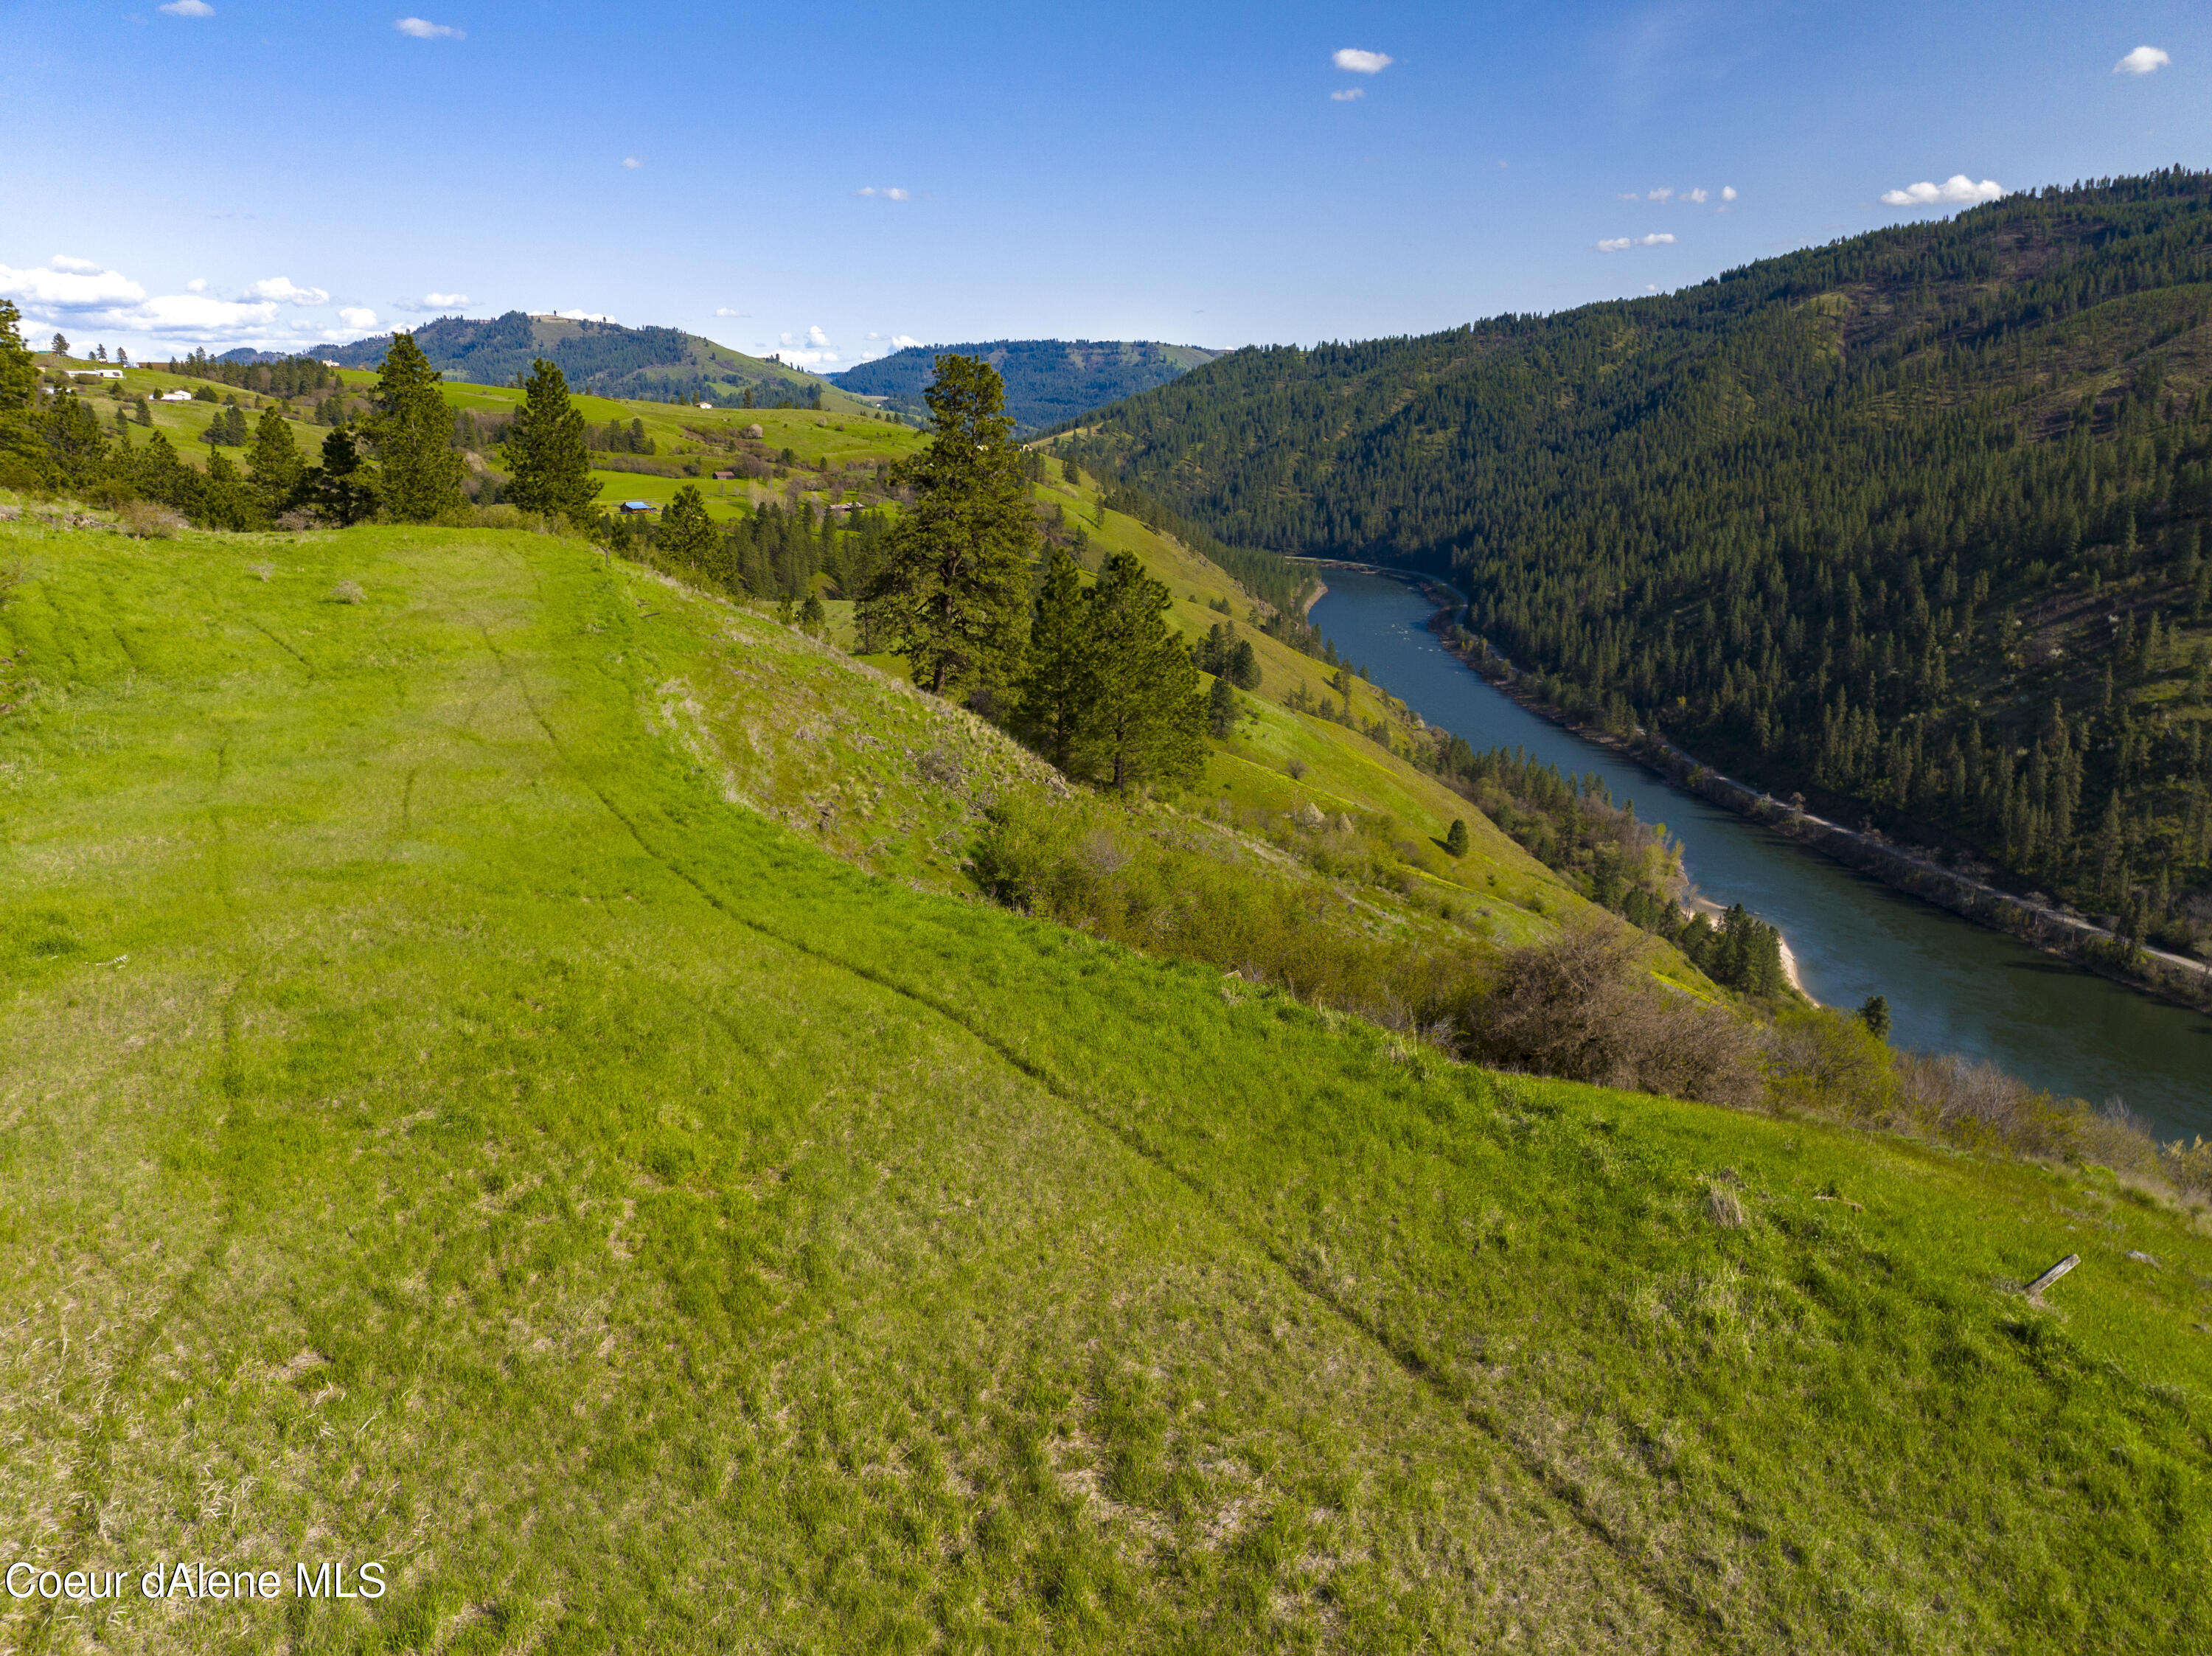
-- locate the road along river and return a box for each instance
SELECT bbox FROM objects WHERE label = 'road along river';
[1309,570,2212,1141]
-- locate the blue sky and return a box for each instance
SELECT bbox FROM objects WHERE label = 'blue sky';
[2,1,2206,366]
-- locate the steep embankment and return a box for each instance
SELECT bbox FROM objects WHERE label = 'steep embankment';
[3,516,2211,1652]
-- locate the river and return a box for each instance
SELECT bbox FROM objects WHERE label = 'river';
[1309,571,2212,1141]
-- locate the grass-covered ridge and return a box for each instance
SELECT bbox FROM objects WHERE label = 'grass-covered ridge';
[3,516,2211,1652]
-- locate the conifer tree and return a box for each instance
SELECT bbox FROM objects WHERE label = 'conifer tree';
[0,302,40,411]
[1206,672,1239,738]
[1445,818,1470,857]
[658,484,720,569]
[865,355,1033,699]
[1012,546,1093,770]
[310,425,378,526]
[1074,552,1206,792]
[365,333,465,521]
[246,407,304,514]
[501,358,599,521]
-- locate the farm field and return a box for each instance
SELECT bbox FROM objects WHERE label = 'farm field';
[1,513,2209,1651]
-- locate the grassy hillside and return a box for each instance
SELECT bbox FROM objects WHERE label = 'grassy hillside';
[4,513,2211,1651]
[832,341,1220,432]
[1064,173,2212,959]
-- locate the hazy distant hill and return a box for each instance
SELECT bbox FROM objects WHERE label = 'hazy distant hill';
[324,312,855,408]
[831,338,1219,431]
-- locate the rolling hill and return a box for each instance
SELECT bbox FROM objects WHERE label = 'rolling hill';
[4,504,2211,1651]
[1065,169,2212,961]
[832,338,1220,431]
[323,311,872,411]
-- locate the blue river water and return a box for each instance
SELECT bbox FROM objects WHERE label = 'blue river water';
[1310,571,2212,1140]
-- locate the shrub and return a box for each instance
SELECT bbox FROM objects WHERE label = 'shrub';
[1763,1006,1894,1117]
[116,500,185,539]
[1473,926,1761,1107]
[331,580,366,605]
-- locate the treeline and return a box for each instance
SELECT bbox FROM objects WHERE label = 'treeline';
[163,349,336,396]
[1071,170,2212,957]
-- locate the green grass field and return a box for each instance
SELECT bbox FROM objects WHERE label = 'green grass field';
[2,514,2209,1652]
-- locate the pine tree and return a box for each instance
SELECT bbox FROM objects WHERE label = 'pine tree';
[310,425,378,526]
[1228,636,1261,689]
[1444,818,1470,857]
[365,333,465,522]
[1859,995,1891,1039]
[1012,546,1093,770]
[246,407,304,513]
[501,358,599,521]
[1206,672,1239,738]
[658,485,720,570]
[1074,552,1207,793]
[865,355,1033,699]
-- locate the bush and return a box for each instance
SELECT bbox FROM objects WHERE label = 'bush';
[1474,927,1762,1107]
[116,500,186,539]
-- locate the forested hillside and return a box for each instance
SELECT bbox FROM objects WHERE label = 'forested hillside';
[1068,170,2212,957]
[834,339,1218,431]
[327,311,852,408]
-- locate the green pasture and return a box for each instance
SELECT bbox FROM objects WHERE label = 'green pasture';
[1,516,2208,1652]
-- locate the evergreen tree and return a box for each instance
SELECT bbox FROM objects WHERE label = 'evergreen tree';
[501,358,599,521]
[658,484,719,569]
[1206,672,1239,738]
[1228,636,1261,689]
[50,333,69,357]
[365,333,465,522]
[1074,552,1207,792]
[1445,818,1470,857]
[1859,995,1892,1040]
[309,425,378,526]
[42,392,110,488]
[0,302,40,411]
[246,406,305,514]
[1012,546,1093,770]
[865,355,1034,698]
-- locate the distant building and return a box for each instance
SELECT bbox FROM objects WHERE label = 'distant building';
[712,470,736,481]
[69,369,125,380]
[697,401,714,410]
[158,389,195,402]
[619,500,656,515]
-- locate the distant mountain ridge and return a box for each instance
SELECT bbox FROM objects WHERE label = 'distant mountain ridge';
[319,312,852,408]
[830,338,1220,431]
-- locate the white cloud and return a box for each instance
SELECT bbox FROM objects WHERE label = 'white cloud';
[1684,187,1708,203]
[1596,233,1677,252]
[158,0,213,15]
[0,260,147,309]
[622,156,643,170]
[394,17,463,40]
[714,307,745,317]
[338,307,379,330]
[422,291,467,307]
[2115,45,2170,76]
[857,186,911,200]
[770,325,842,366]
[1880,173,2006,207]
[1332,48,1392,74]
[247,276,330,306]
[1330,88,1364,101]
[186,276,207,292]
[1722,186,1738,201]
[49,254,105,274]
[1647,187,1673,201]
[554,309,614,322]
[891,335,921,349]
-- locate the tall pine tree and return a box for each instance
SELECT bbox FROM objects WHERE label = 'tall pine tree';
[1013,546,1094,770]
[246,407,304,515]
[1074,552,1206,793]
[501,358,599,521]
[366,333,465,522]
[864,355,1032,698]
